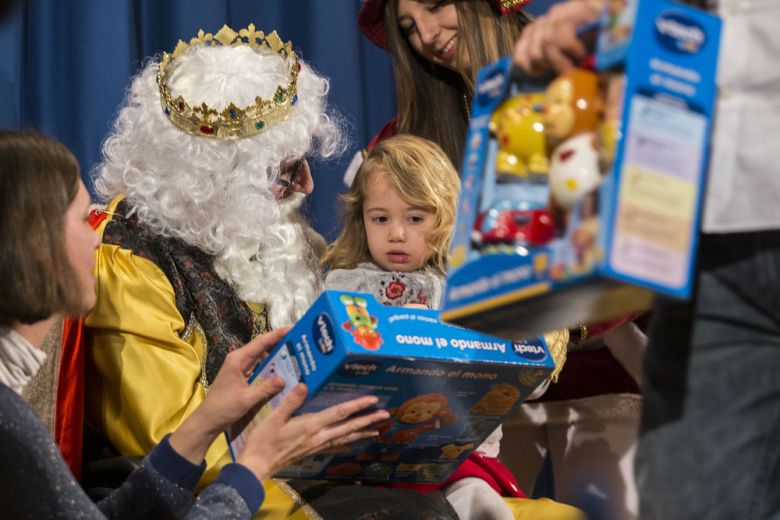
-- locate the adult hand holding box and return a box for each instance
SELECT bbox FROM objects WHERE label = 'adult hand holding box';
[226,290,557,484]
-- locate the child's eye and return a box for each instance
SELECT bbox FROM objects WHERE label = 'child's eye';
[400,23,416,37]
[371,215,389,224]
[408,215,426,224]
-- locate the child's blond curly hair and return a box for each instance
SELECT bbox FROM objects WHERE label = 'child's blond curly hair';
[322,135,460,276]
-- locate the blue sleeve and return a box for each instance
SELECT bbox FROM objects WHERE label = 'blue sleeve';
[147,434,206,490]
[183,464,264,519]
[212,463,265,513]
[147,435,264,517]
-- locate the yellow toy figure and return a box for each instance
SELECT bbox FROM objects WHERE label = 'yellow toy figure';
[490,92,549,182]
[474,92,556,253]
[545,68,604,210]
[440,443,475,460]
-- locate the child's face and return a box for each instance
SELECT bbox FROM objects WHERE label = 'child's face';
[363,172,434,273]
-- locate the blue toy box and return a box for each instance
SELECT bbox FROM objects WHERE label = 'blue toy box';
[226,290,555,483]
[440,0,721,339]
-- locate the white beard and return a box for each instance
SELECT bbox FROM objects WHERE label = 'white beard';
[213,193,325,329]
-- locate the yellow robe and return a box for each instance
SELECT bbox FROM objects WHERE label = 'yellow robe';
[85,196,229,485]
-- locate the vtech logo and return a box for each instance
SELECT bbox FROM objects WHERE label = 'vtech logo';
[338,360,381,378]
[477,68,506,106]
[312,313,335,355]
[655,11,706,54]
[512,341,547,362]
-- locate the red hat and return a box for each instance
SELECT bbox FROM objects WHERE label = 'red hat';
[359,0,532,49]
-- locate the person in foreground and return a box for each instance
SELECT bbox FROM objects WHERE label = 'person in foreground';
[0,129,387,519]
[514,0,780,518]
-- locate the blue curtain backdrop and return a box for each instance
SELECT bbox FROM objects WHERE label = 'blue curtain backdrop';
[0,0,559,240]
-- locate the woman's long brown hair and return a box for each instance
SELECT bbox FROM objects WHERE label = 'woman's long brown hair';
[385,0,532,168]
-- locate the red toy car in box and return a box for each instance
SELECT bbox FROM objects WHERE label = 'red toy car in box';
[472,204,555,249]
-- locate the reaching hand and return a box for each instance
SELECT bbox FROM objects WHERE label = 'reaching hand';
[197,327,292,434]
[236,385,389,482]
[513,0,604,75]
[169,328,292,464]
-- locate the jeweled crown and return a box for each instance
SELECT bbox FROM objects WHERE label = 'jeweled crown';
[156,24,300,139]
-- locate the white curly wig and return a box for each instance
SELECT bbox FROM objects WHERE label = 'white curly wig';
[94,43,345,327]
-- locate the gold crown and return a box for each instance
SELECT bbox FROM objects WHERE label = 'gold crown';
[156,24,300,139]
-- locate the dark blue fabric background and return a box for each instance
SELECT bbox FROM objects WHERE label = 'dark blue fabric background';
[0,0,558,240]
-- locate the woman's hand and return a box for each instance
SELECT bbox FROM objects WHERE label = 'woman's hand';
[513,0,604,75]
[170,328,292,464]
[198,327,293,432]
[236,385,389,482]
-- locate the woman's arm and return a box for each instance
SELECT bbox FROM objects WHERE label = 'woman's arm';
[171,329,389,518]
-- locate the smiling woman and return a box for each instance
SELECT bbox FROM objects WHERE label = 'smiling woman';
[360,0,532,167]
[396,0,470,75]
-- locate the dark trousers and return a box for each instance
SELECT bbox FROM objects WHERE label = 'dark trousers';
[637,230,780,520]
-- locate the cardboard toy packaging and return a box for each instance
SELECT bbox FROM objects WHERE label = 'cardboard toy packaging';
[440,0,722,339]
[225,290,556,484]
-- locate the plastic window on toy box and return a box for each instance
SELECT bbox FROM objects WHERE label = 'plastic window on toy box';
[464,65,627,284]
